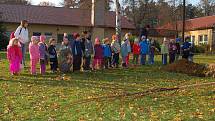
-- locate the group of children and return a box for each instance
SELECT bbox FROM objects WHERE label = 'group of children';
[6,31,193,75]
[7,35,57,75]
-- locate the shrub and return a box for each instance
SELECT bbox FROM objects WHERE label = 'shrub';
[0,23,9,51]
[193,45,208,53]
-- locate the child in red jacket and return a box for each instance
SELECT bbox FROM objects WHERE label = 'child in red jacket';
[132,38,140,65]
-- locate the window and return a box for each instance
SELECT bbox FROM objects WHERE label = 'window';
[191,36,195,43]
[57,34,64,43]
[204,35,208,44]
[199,35,203,44]
[33,32,41,37]
[45,32,52,36]
[45,32,53,40]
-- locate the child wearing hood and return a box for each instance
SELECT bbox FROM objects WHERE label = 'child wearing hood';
[58,37,73,73]
[83,36,94,71]
[169,39,177,64]
[7,38,22,75]
[139,36,149,65]
[29,36,40,75]
[71,33,83,72]
[121,39,129,68]
[149,39,157,65]
[103,38,112,69]
[132,38,140,65]
[48,38,58,73]
[125,33,131,66]
[38,35,48,74]
[111,35,120,68]
[93,38,104,70]
[161,38,169,65]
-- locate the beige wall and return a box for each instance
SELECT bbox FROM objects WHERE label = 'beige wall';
[183,29,213,45]
[104,28,134,41]
[5,23,91,40]
[5,23,133,43]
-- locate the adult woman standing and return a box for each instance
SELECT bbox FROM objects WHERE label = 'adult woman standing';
[14,20,29,66]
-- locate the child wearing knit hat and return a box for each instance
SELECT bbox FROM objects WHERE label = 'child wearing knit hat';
[38,35,48,74]
[29,36,40,75]
[93,38,104,70]
[71,33,83,72]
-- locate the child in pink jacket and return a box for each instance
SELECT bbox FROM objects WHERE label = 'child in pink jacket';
[29,36,40,75]
[7,38,22,75]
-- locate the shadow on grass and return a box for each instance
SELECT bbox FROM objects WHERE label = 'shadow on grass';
[0,63,201,94]
[0,51,205,92]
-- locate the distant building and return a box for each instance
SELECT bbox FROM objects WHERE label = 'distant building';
[0,2,135,42]
[158,16,215,50]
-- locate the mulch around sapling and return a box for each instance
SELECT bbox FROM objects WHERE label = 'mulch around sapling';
[162,59,215,77]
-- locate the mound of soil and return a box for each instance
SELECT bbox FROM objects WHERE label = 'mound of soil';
[163,59,207,77]
[205,64,215,77]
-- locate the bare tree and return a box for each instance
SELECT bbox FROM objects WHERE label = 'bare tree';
[122,0,157,29]
[61,0,113,10]
[115,0,121,43]
[200,0,215,16]
[61,0,80,8]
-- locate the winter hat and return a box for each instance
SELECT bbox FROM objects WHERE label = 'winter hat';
[141,35,146,40]
[95,37,100,45]
[31,36,38,42]
[134,38,139,43]
[40,35,46,42]
[73,33,80,39]
[176,38,181,43]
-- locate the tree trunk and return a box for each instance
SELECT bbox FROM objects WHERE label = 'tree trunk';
[115,0,122,44]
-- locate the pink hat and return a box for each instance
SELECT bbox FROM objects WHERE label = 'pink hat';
[31,36,38,42]
[95,37,100,45]
[40,35,46,42]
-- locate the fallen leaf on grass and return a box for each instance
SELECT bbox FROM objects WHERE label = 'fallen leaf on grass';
[119,107,125,119]
[132,113,138,117]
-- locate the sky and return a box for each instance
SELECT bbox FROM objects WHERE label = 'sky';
[30,0,201,6]
[30,0,63,6]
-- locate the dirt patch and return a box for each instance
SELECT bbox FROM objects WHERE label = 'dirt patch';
[205,64,215,77]
[163,59,209,77]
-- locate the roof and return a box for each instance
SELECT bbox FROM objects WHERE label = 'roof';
[157,15,215,31]
[0,4,135,29]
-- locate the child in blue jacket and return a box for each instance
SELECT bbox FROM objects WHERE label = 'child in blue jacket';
[71,33,83,72]
[121,39,129,68]
[139,36,149,65]
[103,38,112,69]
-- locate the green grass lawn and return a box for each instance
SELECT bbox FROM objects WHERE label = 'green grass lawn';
[0,52,215,121]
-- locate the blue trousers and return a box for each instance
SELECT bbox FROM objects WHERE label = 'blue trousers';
[112,53,119,67]
[140,54,147,65]
[149,53,154,65]
[20,43,26,65]
[162,54,168,65]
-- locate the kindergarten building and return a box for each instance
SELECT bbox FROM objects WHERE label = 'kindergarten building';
[0,1,135,42]
[158,15,215,51]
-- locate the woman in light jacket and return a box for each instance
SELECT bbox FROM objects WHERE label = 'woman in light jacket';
[14,20,29,66]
